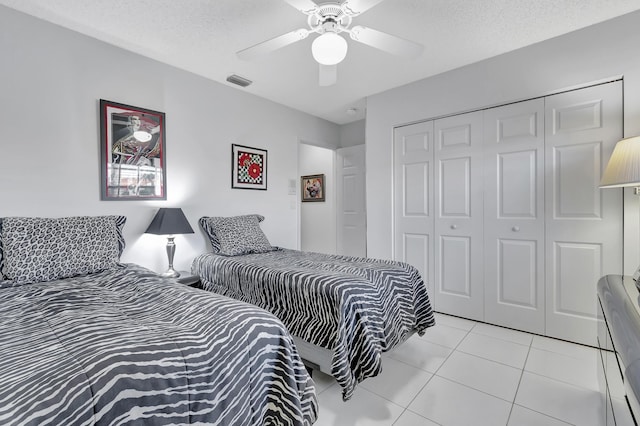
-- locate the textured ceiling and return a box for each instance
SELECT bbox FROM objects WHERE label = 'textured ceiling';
[2,0,640,124]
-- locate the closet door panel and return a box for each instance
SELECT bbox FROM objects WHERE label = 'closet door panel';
[440,236,471,296]
[545,81,623,346]
[434,111,484,320]
[499,150,537,217]
[484,98,545,334]
[498,239,537,307]
[394,121,435,299]
[553,142,602,218]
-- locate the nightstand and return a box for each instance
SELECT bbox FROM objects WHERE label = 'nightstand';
[176,272,201,288]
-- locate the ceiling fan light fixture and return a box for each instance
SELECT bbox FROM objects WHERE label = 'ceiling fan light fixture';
[312,32,348,65]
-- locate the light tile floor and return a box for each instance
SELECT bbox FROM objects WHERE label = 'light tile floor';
[310,312,628,426]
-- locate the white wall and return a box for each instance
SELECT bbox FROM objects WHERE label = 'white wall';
[365,10,640,274]
[299,143,336,254]
[339,119,366,148]
[0,6,339,273]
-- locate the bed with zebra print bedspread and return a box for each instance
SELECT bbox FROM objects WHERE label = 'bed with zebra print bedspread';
[191,249,435,401]
[0,263,317,426]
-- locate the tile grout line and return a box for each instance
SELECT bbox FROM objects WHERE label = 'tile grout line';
[507,340,576,425]
[387,315,595,425]
[319,316,591,426]
[428,319,537,425]
[316,317,471,425]
[389,322,479,425]
[505,335,534,425]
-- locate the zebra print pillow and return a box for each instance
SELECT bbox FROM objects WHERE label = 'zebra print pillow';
[0,215,126,285]
[199,215,275,256]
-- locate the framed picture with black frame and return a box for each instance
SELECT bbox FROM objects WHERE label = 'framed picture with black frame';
[99,99,167,200]
[231,144,268,190]
[301,174,325,202]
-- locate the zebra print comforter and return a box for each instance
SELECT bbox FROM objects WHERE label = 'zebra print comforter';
[192,249,435,400]
[0,264,317,426]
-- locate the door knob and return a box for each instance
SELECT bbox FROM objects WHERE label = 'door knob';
[450,224,457,230]
[512,226,520,232]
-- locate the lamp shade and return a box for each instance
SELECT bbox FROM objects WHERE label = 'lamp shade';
[600,136,640,188]
[312,32,348,65]
[145,208,194,235]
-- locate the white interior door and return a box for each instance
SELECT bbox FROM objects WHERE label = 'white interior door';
[483,98,546,334]
[433,111,484,320]
[336,145,366,257]
[393,121,435,299]
[544,81,623,346]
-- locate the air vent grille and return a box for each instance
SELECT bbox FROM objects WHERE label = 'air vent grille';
[226,74,252,87]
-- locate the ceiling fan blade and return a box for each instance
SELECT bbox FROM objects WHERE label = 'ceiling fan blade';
[282,0,318,14]
[237,29,309,60]
[342,0,386,16]
[319,64,337,86]
[349,25,423,58]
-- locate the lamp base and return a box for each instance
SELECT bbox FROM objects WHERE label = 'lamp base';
[162,236,179,278]
[162,268,180,278]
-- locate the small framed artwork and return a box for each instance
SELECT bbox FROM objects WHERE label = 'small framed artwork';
[301,174,325,202]
[99,99,167,200]
[232,144,268,190]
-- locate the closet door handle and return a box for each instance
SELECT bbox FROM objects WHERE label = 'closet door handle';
[512,226,520,232]
[450,224,458,230]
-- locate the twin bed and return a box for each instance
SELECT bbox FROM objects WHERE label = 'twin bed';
[0,213,434,425]
[195,215,435,400]
[0,216,316,425]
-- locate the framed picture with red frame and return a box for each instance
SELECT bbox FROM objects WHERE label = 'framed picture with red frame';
[99,99,167,200]
[231,144,268,190]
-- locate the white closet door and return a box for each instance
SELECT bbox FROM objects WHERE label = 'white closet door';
[434,111,484,320]
[393,121,435,299]
[483,98,545,334]
[545,81,623,346]
[336,145,367,257]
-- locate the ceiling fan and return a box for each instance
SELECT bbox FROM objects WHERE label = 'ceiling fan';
[237,0,423,86]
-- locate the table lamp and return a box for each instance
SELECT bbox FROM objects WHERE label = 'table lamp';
[145,207,194,278]
[600,136,640,283]
[600,136,640,191]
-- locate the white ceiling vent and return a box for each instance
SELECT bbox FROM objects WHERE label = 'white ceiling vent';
[226,74,252,87]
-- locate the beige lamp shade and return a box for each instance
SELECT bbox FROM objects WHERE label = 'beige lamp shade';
[600,136,640,188]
